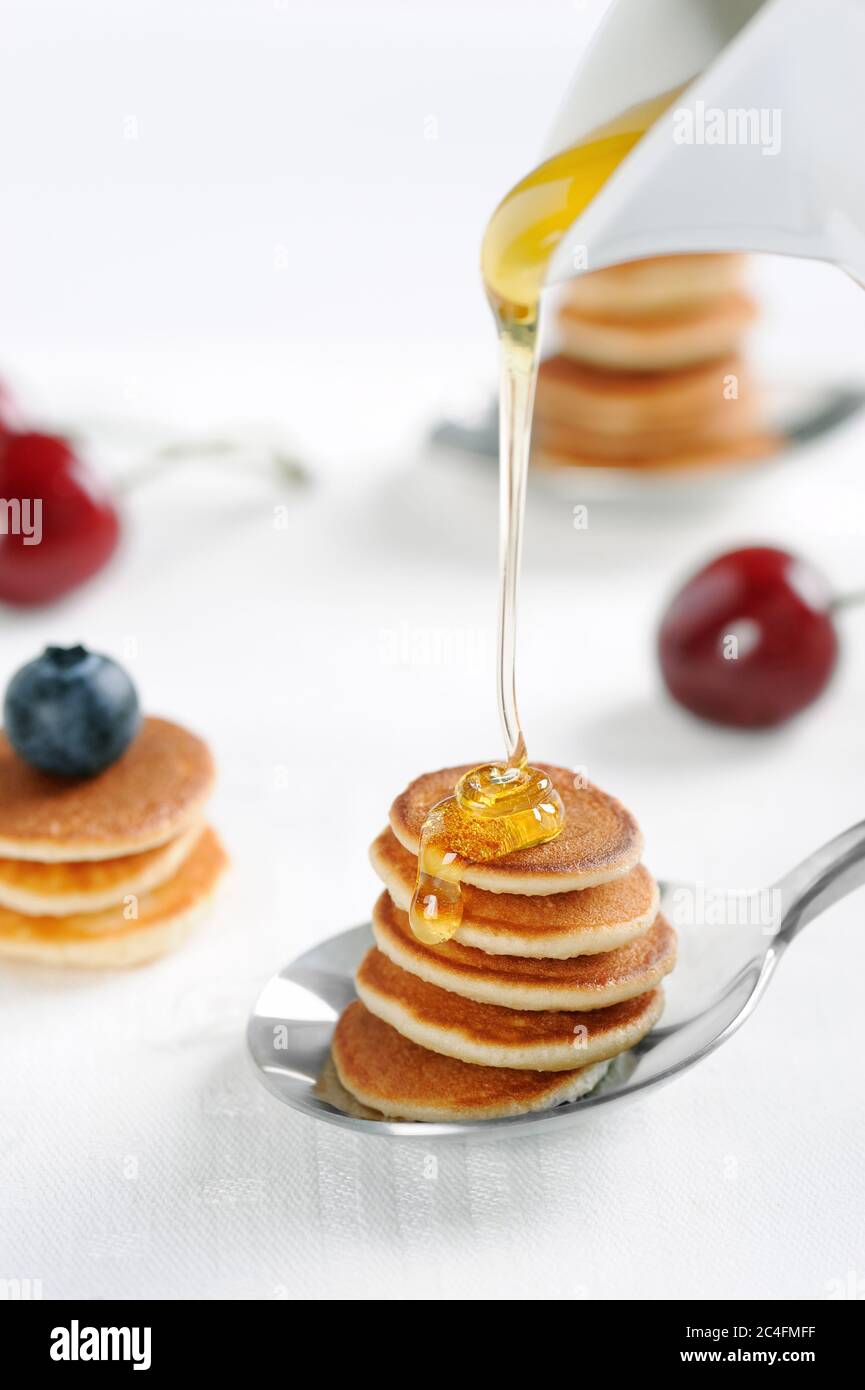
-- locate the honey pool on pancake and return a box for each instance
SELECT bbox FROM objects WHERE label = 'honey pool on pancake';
[409,85,682,946]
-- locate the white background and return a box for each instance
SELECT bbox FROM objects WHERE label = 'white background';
[1,0,864,1300]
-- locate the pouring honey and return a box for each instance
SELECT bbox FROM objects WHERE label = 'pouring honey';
[409,85,683,946]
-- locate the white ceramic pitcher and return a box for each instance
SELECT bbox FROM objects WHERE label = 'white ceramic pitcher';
[544,0,865,290]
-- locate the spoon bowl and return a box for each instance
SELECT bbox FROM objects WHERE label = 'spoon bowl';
[247,819,864,1138]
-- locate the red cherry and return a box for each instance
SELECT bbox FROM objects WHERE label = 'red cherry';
[0,431,121,606]
[658,546,839,728]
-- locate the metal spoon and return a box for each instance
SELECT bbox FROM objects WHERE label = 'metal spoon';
[247,818,864,1139]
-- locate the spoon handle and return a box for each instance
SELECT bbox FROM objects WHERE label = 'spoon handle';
[775,818,865,943]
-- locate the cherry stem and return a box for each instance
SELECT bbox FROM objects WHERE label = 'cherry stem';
[830,589,865,614]
[113,437,310,497]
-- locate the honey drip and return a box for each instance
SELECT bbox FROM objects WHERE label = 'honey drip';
[410,762,564,944]
[409,85,682,945]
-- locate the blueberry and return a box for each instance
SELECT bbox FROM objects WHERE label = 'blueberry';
[3,645,141,778]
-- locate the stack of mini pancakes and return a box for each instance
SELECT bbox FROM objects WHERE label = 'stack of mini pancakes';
[533,253,780,473]
[329,765,676,1123]
[0,717,227,968]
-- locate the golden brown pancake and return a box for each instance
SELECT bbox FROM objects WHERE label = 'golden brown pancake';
[560,253,745,318]
[315,1052,389,1121]
[533,430,781,475]
[535,361,760,460]
[556,291,757,371]
[535,353,756,439]
[371,890,676,1011]
[332,1001,611,1122]
[0,822,202,916]
[370,827,659,956]
[388,764,642,895]
[534,414,761,462]
[0,825,227,968]
[0,717,215,862]
[356,947,664,1071]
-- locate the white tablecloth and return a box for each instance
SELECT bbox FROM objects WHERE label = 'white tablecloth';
[2,0,864,1301]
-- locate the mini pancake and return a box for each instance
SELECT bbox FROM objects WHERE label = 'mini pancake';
[556,291,756,371]
[356,948,664,1071]
[534,412,761,462]
[315,1052,389,1121]
[559,253,745,318]
[0,826,227,968]
[332,1001,611,1122]
[533,431,780,475]
[388,764,642,895]
[0,717,215,862]
[0,822,203,916]
[370,827,659,957]
[371,891,676,1010]
[535,353,756,440]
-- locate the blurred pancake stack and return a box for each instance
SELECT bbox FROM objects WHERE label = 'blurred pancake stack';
[0,717,227,968]
[325,764,676,1123]
[533,253,780,473]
